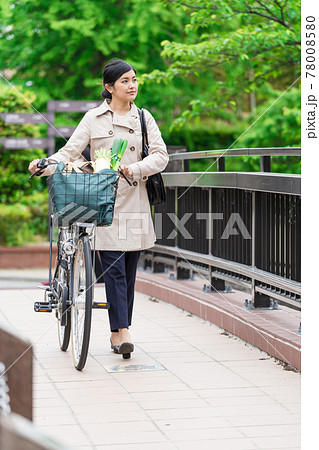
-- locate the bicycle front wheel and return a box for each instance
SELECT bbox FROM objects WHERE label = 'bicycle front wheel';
[57,264,71,351]
[71,235,93,371]
[54,232,71,352]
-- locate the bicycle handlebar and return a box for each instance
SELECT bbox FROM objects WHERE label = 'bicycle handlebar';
[29,158,58,179]
[29,158,132,186]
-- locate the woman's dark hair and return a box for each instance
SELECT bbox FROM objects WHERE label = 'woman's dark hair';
[101,59,136,99]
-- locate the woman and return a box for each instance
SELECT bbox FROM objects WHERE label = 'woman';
[29,59,169,357]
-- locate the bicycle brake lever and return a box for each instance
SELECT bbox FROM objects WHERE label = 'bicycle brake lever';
[118,169,133,186]
[29,168,44,179]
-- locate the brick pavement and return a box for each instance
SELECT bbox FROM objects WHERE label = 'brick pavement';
[0,284,300,449]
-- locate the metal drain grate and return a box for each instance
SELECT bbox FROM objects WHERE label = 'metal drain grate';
[105,363,165,373]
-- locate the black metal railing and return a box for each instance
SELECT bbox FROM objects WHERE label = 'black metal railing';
[255,192,301,281]
[144,155,301,310]
[168,147,301,173]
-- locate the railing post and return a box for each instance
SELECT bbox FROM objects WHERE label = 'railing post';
[209,188,225,290]
[154,261,165,273]
[251,190,272,308]
[260,156,271,172]
[251,191,256,301]
[177,266,190,279]
[210,273,225,291]
[217,157,225,171]
[208,188,212,256]
[175,187,190,279]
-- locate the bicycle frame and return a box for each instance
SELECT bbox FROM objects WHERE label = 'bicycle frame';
[35,220,96,313]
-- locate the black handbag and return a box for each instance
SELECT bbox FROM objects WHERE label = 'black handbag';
[137,108,166,206]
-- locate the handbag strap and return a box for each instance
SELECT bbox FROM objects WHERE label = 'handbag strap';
[138,108,149,158]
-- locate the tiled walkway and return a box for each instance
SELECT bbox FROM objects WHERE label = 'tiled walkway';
[0,284,300,449]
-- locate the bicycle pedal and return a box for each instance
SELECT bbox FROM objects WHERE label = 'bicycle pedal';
[92,301,110,310]
[34,302,53,313]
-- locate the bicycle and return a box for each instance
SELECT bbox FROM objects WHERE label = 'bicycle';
[30,158,130,370]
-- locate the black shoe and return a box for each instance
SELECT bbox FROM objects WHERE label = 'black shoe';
[110,339,134,359]
[118,342,134,355]
[110,338,120,354]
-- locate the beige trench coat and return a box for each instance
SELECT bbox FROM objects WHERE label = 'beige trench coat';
[43,100,169,251]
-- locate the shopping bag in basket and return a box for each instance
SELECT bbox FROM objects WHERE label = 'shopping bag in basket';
[49,161,118,227]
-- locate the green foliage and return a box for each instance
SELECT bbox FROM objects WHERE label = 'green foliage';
[0,203,32,246]
[164,83,301,174]
[228,84,301,173]
[0,84,49,245]
[143,0,301,130]
[0,191,48,246]
[0,0,301,182]
[0,84,47,203]
[238,85,301,148]
[164,117,242,151]
[0,147,47,203]
[0,84,38,133]
[0,0,188,112]
[23,191,49,237]
[0,192,48,246]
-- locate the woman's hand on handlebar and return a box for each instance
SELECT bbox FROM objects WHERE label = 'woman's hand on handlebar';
[28,159,41,174]
[28,158,58,179]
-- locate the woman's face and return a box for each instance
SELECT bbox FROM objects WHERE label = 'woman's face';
[106,69,138,103]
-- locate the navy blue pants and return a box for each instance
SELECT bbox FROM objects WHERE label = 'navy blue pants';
[99,251,140,332]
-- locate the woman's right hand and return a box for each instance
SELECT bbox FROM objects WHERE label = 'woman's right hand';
[28,159,40,174]
[119,164,133,179]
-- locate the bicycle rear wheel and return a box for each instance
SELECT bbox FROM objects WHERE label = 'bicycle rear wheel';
[71,235,93,371]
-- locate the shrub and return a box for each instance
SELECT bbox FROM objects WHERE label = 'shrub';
[0,203,32,246]
[0,84,47,204]
[163,84,300,174]
[0,191,49,246]
[227,85,301,173]
[165,117,242,152]
[22,191,49,238]
[0,84,49,245]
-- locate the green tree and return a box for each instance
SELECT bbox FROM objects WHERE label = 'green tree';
[233,84,301,173]
[0,0,187,118]
[1,0,301,161]
[141,0,301,129]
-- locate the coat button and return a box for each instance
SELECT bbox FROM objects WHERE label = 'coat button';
[108,130,113,135]
[129,129,134,134]
[133,181,138,186]
[143,176,147,180]
[130,146,135,151]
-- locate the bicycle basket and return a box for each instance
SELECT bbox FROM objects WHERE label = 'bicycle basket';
[48,161,119,227]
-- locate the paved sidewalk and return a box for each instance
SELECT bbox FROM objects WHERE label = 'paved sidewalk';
[0,268,50,289]
[0,286,300,450]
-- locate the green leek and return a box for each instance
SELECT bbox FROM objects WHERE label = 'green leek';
[112,139,128,171]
